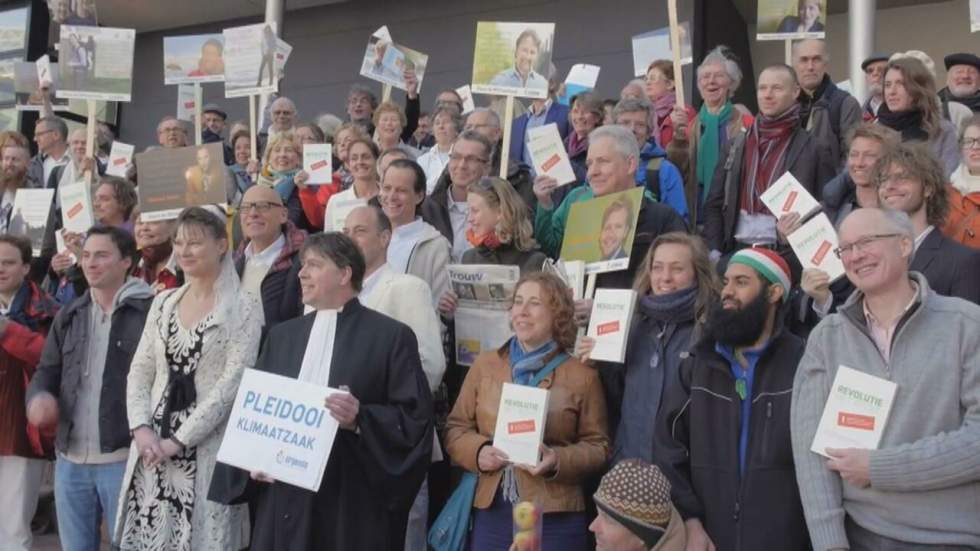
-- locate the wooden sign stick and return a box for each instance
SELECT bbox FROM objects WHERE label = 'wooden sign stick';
[785,39,793,65]
[194,82,203,146]
[249,95,258,162]
[84,100,96,184]
[382,83,392,103]
[499,95,515,179]
[667,0,685,104]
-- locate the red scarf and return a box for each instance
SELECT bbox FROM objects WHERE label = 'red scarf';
[466,229,502,250]
[653,93,677,146]
[740,104,800,214]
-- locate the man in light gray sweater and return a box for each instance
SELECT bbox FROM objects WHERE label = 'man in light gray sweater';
[791,207,980,551]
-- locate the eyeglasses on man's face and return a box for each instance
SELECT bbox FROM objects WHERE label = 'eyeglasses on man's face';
[239,201,283,214]
[834,233,902,259]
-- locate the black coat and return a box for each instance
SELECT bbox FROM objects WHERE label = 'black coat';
[234,227,305,329]
[910,229,980,304]
[460,243,547,274]
[26,290,153,454]
[703,128,836,254]
[209,299,433,551]
[654,328,811,551]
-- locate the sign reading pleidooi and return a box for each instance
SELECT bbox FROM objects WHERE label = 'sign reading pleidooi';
[216,368,345,491]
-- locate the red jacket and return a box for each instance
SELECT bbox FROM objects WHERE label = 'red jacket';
[0,281,58,458]
[297,173,343,231]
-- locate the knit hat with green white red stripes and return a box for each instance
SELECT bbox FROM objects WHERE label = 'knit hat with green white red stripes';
[728,247,792,296]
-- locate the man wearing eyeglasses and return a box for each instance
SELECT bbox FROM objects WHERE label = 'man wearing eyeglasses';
[874,143,980,304]
[421,130,494,261]
[235,185,306,328]
[27,116,71,189]
[792,206,980,550]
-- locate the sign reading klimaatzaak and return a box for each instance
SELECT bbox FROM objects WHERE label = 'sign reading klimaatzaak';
[57,26,135,102]
[450,264,520,366]
[217,368,345,491]
[471,21,555,99]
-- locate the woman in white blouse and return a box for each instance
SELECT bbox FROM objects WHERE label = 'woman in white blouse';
[115,207,262,550]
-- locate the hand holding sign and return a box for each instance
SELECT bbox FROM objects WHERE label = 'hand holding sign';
[325,388,359,431]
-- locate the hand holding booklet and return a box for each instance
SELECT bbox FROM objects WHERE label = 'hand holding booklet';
[526,123,577,185]
[586,289,638,363]
[303,144,333,184]
[106,141,134,177]
[493,383,549,466]
[810,365,897,458]
[760,171,821,221]
[786,213,846,281]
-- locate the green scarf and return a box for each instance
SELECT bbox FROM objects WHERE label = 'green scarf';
[696,101,733,201]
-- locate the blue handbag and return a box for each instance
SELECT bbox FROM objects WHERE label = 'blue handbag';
[427,351,570,551]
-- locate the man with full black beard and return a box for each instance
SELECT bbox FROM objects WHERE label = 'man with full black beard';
[654,247,810,551]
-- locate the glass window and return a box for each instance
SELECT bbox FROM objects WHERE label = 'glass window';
[0,7,28,53]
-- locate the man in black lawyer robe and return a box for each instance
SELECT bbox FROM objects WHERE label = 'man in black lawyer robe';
[209,232,434,550]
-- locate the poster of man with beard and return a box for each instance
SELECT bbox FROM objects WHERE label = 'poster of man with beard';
[653,247,813,550]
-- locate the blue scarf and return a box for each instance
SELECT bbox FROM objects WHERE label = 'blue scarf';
[508,337,558,386]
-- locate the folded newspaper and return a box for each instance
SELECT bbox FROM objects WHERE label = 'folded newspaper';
[450,264,520,365]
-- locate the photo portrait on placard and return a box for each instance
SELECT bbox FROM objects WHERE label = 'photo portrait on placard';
[57,26,135,102]
[14,62,69,111]
[757,0,827,40]
[971,0,980,32]
[47,0,97,26]
[223,22,279,98]
[559,187,643,274]
[134,142,228,221]
[163,34,226,84]
[471,21,555,99]
[359,35,428,93]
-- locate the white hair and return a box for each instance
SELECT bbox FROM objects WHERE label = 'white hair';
[588,125,640,162]
[697,45,743,97]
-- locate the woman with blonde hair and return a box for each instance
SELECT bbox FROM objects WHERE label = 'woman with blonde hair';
[577,232,719,463]
[253,131,309,228]
[446,271,608,551]
[116,207,262,550]
[877,57,959,175]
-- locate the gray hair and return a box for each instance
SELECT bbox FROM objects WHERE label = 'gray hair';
[878,208,915,241]
[612,97,651,121]
[348,84,379,110]
[588,125,640,163]
[37,116,68,141]
[376,144,418,174]
[466,107,501,129]
[697,45,743,97]
[792,38,830,63]
[432,105,464,134]
[453,129,496,159]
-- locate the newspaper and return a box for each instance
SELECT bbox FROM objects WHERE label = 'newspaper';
[450,264,520,366]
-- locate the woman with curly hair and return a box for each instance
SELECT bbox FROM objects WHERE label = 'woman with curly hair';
[445,271,609,551]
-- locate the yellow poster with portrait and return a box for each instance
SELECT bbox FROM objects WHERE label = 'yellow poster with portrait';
[559,187,643,275]
[756,0,827,41]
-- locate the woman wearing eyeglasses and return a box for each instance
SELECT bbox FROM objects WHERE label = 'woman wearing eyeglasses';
[943,114,980,249]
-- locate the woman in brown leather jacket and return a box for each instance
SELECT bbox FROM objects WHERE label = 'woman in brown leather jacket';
[445,271,609,551]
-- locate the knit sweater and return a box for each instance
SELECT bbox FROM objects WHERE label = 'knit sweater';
[791,273,980,550]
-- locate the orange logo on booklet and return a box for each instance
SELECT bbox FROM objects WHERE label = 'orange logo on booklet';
[310,160,329,171]
[508,420,536,434]
[811,241,831,265]
[66,203,83,219]
[782,191,798,212]
[597,320,620,335]
[542,154,560,172]
[837,412,875,431]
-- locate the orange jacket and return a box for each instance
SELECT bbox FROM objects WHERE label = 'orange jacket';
[942,184,980,249]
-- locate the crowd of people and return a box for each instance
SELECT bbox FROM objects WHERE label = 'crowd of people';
[0,29,978,551]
